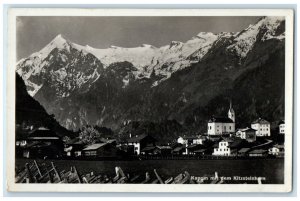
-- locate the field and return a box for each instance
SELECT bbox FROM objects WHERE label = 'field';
[15,158,284,184]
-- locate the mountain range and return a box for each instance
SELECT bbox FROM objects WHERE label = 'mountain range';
[16,16,285,136]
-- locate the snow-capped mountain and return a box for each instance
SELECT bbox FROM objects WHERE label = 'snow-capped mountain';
[227,16,285,58]
[16,27,222,95]
[17,34,103,96]
[16,16,286,131]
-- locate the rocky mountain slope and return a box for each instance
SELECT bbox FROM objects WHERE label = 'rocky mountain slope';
[16,73,75,138]
[16,16,285,134]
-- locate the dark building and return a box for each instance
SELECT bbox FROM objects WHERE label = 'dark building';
[64,137,86,158]
[22,127,64,159]
[126,134,157,155]
[248,149,268,157]
[236,128,257,142]
[172,144,185,155]
[237,148,251,157]
[82,143,119,158]
[153,146,172,156]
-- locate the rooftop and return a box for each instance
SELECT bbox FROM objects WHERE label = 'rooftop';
[141,146,156,152]
[156,145,172,150]
[127,134,156,143]
[237,127,257,132]
[238,148,251,153]
[173,146,184,152]
[193,149,207,153]
[83,143,107,151]
[28,128,60,140]
[252,118,270,124]
[249,149,268,154]
[208,117,234,123]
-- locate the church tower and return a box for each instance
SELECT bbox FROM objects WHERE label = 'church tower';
[228,100,235,122]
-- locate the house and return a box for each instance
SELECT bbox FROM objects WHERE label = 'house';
[15,127,29,148]
[193,149,208,156]
[172,145,185,155]
[207,102,236,135]
[153,146,172,156]
[237,148,251,157]
[16,139,27,147]
[177,135,207,154]
[278,120,285,134]
[251,118,271,137]
[186,144,203,155]
[140,146,156,155]
[117,144,135,156]
[269,144,284,157]
[248,149,268,157]
[22,127,64,159]
[236,127,257,142]
[126,134,157,155]
[64,137,86,157]
[212,137,244,156]
[22,141,41,158]
[177,136,206,145]
[212,140,237,156]
[82,143,119,158]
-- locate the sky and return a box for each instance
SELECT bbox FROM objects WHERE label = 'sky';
[16,16,260,60]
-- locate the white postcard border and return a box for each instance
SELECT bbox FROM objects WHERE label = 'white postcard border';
[6,8,294,193]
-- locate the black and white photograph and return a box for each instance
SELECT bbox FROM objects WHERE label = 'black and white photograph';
[5,8,294,192]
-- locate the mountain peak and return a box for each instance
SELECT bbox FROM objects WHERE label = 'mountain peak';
[28,34,71,60]
[49,34,69,48]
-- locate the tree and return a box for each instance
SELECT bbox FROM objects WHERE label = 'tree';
[62,136,71,143]
[79,126,102,145]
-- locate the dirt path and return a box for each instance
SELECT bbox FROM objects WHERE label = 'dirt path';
[252,139,273,149]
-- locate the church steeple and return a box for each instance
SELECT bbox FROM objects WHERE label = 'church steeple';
[228,100,235,122]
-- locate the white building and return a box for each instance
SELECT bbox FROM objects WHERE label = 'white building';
[236,127,257,142]
[177,136,206,155]
[251,118,271,137]
[268,144,284,156]
[126,134,156,155]
[207,102,235,135]
[228,101,235,122]
[212,140,236,156]
[279,120,285,134]
[208,117,235,135]
[177,136,205,145]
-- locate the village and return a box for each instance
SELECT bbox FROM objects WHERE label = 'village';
[15,102,285,160]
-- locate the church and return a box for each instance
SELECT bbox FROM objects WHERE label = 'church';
[207,102,236,135]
